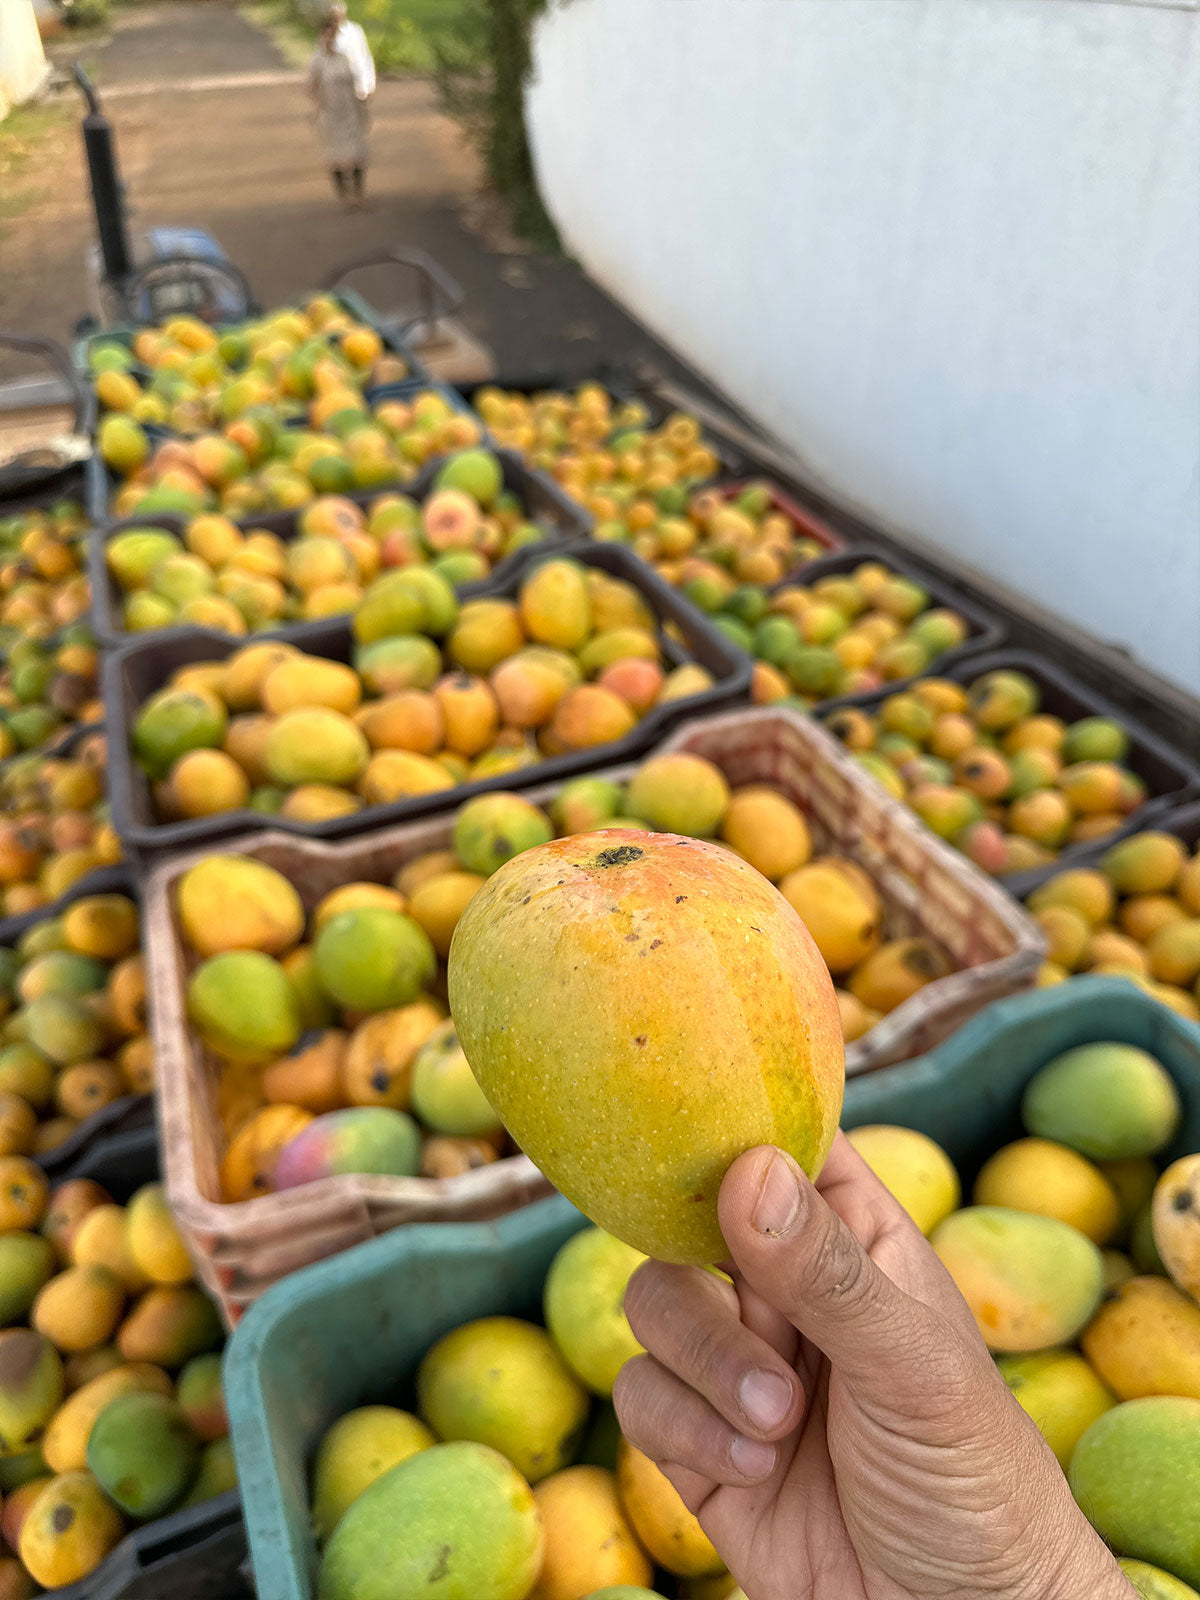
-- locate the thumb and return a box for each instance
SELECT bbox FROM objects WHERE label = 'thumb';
[718,1144,938,1387]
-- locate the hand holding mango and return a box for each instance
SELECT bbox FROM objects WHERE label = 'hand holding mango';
[613,1135,1139,1600]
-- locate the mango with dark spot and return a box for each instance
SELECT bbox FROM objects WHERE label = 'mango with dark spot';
[448,829,844,1263]
[18,1471,123,1588]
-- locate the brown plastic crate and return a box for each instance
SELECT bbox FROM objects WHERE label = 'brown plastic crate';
[146,707,1042,1323]
[657,708,1046,1075]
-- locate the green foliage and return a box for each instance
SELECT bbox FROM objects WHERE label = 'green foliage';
[66,0,112,27]
[432,0,560,251]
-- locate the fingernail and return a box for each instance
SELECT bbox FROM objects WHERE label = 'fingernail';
[752,1149,801,1236]
[739,1369,792,1431]
[730,1433,777,1478]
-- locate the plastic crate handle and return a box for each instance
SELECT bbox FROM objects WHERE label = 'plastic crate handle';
[0,332,93,438]
[324,248,465,346]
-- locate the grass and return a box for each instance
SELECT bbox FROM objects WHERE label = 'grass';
[0,99,73,237]
[354,0,480,74]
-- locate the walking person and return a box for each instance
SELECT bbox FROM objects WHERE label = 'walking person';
[307,12,369,208]
[331,2,376,103]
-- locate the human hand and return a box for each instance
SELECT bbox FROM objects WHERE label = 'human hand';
[614,1134,1136,1600]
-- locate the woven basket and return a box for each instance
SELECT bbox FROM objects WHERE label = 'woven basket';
[145,706,1043,1323]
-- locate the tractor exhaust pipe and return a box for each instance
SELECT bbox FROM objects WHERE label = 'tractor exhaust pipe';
[73,63,132,287]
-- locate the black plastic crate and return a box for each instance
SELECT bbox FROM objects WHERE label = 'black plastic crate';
[88,449,592,647]
[0,334,95,504]
[0,862,153,1177]
[825,648,1200,897]
[103,541,753,864]
[1014,799,1200,904]
[773,545,1008,700]
[38,1123,250,1600]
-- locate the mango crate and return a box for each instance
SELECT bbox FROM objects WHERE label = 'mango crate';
[224,978,1200,1600]
[87,446,591,647]
[14,1124,248,1600]
[144,706,1039,1325]
[0,863,155,1179]
[104,540,752,867]
[825,649,1200,897]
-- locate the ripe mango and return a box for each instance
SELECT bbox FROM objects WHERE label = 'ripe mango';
[87,1390,199,1518]
[847,937,951,1014]
[39,1175,103,1261]
[1102,833,1187,895]
[449,831,844,1264]
[625,754,729,837]
[272,1107,422,1189]
[342,1003,443,1109]
[125,1183,193,1285]
[70,1205,148,1293]
[32,1265,125,1352]
[719,786,811,881]
[1022,1043,1181,1160]
[1081,1276,1200,1400]
[519,559,591,651]
[41,1362,172,1473]
[408,872,485,959]
[116,1285,222,1369]
[264,708,369,789]
[318,1440,543,1600]
[845,1125,960,1236]
[973,1138,1120,1244]
[311,1405,434,1543]
[19,1470,124,1588]
[417,1316,588,1485]
[543,1227,644,1397]
[781,861,882,975]
[616,1439,725,1578]
[221,1104,314,1200]
[996,1348,1117,1468]
[531,1464,652,1599]
[1153,1154,1200,1299]
[176,855,304,958]
[1069,1397,1200,1585]
[262,1031,346,1114]
[931,1206,1103,1351]
[410,1019,502,1137]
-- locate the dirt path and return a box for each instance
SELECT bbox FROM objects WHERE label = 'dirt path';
[0,0,711,392]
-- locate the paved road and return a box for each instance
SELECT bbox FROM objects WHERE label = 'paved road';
[1,0,714,394]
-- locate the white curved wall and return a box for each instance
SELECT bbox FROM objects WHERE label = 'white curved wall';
[527,0,1200,692]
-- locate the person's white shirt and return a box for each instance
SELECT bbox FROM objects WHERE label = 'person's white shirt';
[335,17,375,100]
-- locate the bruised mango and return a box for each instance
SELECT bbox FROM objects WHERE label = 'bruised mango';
[220,1104,314,1201]
[39,1176,103,1261]
[1153,1154,1200,1300]
[781,862,882,975]
[453,794,553,877]
[848,937,951,1014]
[449,830,843,1264]
[88,1390,199,1517]
[930,1206,1103,1352]
[19,1471,123,1588]
[0,1329,64,1448]
[262,1031,347,1114]
[342,1002,444,1108]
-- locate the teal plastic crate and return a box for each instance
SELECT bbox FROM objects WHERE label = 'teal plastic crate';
[227,977,1200,1600]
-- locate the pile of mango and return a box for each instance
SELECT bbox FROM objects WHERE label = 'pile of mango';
[536,753,953,1045]
[105,449,547,638]
[0,629,103,759]
[0,890,152,1153]
[88,297,407,438]
[0,499,91,652]
[662,557,971,706]
[591,479,829,587]
[824,670,1151,876]
[0,1166,233,1593]
[98,384,483,523]
[312,1222,749,1600]
[471,384,723,501]
[0,731,121,921]
[129,559,711,826]
[852,1038,1199,1595]
[171,853,517,1200]
[1029,830,1200,1019]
